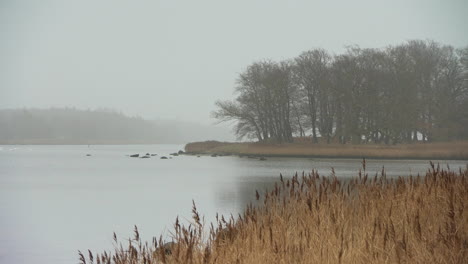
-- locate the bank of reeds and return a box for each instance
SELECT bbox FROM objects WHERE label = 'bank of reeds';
[184,140,468,160]
[80,161,468,263]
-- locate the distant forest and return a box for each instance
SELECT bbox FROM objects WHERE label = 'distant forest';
[214,40,468,144]
[0,108,230,144]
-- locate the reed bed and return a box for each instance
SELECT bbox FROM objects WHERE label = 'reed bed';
[81,161,468,263]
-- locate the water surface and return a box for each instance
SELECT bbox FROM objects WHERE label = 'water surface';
[0,144,466,264]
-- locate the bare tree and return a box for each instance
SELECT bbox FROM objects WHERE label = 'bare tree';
[213,40,468,144]
[294,49,331,143]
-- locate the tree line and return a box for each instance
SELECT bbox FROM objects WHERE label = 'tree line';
[213,40,468,144]
[0,108,231,144]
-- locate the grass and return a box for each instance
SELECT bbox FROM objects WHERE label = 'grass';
[184,140,468,160]
[81,161,468,263]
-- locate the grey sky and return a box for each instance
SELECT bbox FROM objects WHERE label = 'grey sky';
[1,0,467,125]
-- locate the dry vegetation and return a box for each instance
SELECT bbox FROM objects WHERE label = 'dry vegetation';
[184,140,468,160]
[184,141,236,154]
[81,162,468,264]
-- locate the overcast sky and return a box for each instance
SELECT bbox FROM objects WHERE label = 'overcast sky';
[1,0,467,125]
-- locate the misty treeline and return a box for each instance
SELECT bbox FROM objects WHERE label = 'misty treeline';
[0,108,229,144]
[214,40,468,144]
[0,108,160,144]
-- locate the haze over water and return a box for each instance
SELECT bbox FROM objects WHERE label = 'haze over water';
[1,144,466,264]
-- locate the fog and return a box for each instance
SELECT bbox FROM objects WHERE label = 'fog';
[0,108,235,143]
[1,0,467,129]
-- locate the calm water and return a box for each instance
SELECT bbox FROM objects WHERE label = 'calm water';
[0,144,466,264]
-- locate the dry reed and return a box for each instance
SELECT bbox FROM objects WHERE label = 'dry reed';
[185,140,468,160]
[80,161,468,263]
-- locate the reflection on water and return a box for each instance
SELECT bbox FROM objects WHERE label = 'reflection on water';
[215,156,468,218]
[216,177,276,216]
[0,145,466,264]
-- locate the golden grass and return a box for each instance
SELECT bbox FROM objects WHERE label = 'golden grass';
[185,141,468,160]
[81,162,468,264]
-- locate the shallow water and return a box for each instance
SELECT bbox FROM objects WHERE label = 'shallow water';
[0,144,466,264]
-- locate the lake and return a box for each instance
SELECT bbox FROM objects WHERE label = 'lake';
[0,144,466,264]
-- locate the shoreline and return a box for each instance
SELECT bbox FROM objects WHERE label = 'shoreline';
[184,140,468,161]
[186,152,468,161]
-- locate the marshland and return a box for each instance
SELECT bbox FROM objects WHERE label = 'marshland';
[79,161,468,264]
